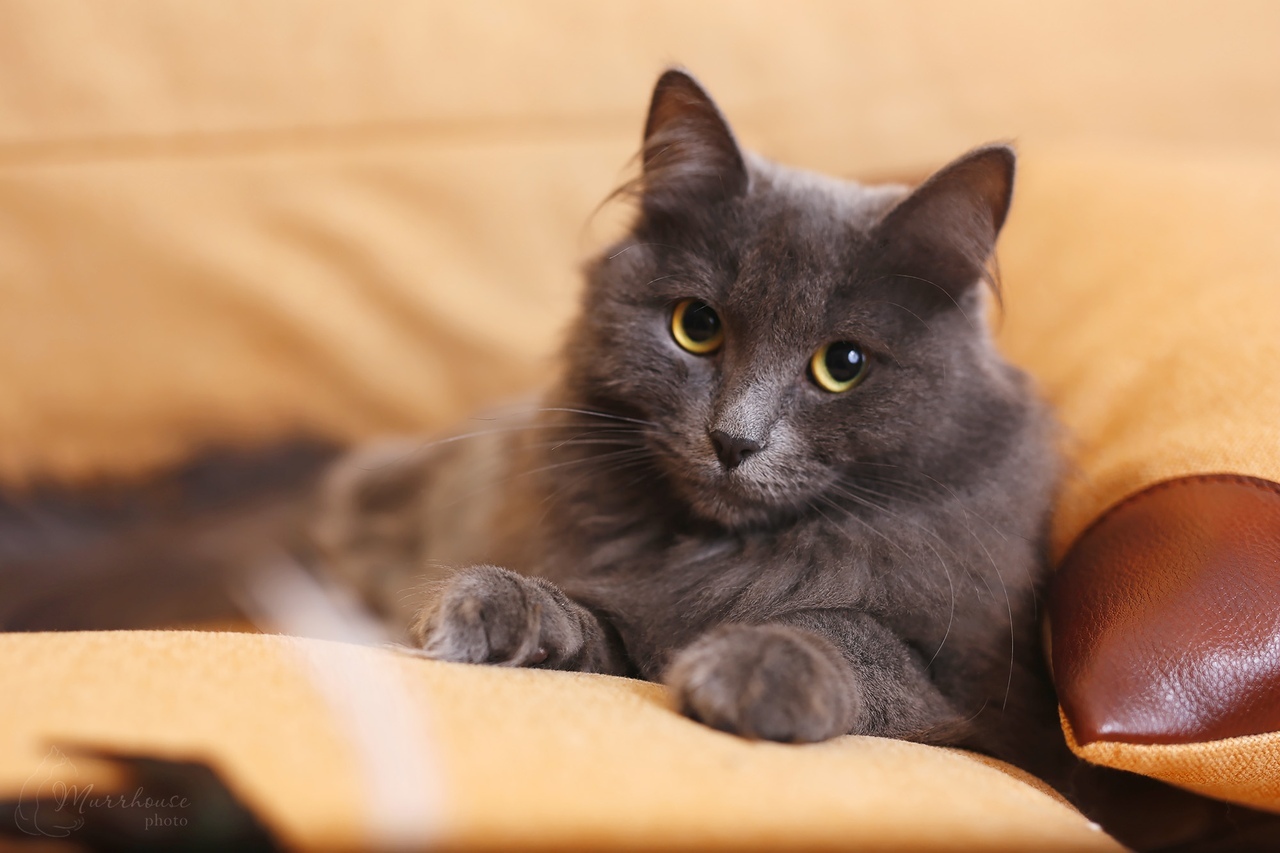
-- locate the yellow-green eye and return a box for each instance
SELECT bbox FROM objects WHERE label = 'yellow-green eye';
[809,341,868,392]
[671,298,724,354]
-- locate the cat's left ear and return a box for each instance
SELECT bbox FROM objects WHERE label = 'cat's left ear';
[639,69,749,216]
[871,145,1015,303]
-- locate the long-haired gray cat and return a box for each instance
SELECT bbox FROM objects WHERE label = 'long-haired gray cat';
[311,69,1063,777]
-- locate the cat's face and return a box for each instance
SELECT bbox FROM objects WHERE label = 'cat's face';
[562,71,1023,530]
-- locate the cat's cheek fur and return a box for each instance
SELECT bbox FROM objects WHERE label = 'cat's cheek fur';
[664,623,862,743]
[413,565,585,668]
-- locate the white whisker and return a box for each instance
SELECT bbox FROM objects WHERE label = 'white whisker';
[837,472,1017,709]
[536,406,659,427]
[821,484,959,670]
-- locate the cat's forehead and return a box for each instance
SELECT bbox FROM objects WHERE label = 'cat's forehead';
[718,160,908,326]
[745,157,908,231]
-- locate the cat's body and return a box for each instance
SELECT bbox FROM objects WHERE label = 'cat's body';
[312,70,1064,778]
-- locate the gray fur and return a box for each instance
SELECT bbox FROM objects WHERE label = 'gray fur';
[314,70,1063,777]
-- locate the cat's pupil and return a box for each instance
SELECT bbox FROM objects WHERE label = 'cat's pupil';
[825,342,864,382]
[681,300,721,342]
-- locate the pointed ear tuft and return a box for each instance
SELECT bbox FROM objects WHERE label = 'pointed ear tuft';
[873,145,1016,304]
[639,69,748,214]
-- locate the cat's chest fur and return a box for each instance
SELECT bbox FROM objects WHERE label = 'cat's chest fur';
[493,439,1032,685]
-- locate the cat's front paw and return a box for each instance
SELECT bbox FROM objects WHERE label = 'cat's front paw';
[665,623,861,743]
[412,565,585,668]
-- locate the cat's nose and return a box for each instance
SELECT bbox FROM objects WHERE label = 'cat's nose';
[708,430,763,470]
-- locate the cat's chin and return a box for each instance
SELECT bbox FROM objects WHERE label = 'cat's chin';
[692,502,785,531]
[672,474,804,531]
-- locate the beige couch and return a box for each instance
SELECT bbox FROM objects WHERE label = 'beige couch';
[3,2,1279,849]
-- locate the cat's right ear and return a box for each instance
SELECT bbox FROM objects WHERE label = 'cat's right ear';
[639,69,748,215]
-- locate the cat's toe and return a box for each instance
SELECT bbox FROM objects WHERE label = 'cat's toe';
[414,566,543,665]
[665,623,860,743]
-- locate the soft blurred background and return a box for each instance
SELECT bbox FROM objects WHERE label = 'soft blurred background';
[1,0,1278,488]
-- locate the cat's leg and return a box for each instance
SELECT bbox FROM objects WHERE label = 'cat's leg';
[412,565,630,676]
[311,431,520,633]
[664,610,963,744]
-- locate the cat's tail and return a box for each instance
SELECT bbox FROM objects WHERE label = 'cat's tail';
[0,440,341,631]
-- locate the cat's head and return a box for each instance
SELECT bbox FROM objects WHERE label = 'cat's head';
[562,69,1033,530]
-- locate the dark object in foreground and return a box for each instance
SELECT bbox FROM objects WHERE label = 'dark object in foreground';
[0,747,281,852]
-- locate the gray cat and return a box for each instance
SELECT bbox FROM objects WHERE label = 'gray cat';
[311,69,1063,773]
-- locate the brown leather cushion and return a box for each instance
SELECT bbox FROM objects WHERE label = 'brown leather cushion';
[1043,475,1280,813]
[1052,475,1280,747]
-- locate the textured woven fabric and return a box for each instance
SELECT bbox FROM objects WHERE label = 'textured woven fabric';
[1063,714,1280,814]
[0,631,1119,851]
[998,146,1280,561]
